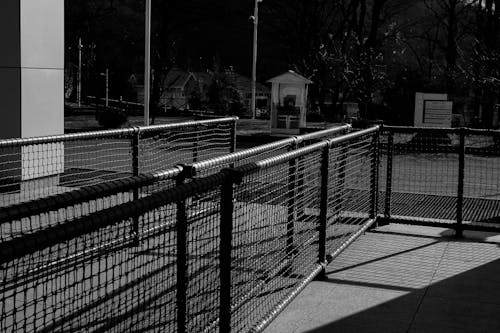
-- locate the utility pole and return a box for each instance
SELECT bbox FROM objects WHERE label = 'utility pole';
[100,69,109,107]
[144,0,151,126]
[251,0,263,120]
[77,38,82,107]
[105,68,109,107]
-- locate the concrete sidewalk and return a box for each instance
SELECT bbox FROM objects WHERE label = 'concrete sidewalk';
[264,225,500,333]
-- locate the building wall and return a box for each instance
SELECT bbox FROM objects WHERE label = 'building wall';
[0,0,64,185]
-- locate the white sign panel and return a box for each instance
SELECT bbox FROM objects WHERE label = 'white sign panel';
[414,92,448,127]
[423,100,453,127]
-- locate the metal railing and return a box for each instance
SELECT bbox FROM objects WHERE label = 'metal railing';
[0,125,351,240]
[3,124,499,332]
[379,126,500,235]
[0,126,374,333]
[0,117,238,207]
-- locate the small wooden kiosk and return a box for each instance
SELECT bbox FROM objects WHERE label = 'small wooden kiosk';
[267,71,312,135]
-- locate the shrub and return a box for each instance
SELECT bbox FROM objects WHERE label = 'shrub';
[96,109,128,129]
[306,113,325,123]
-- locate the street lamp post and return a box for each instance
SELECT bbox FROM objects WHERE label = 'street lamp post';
[77,38,82,107]
[144,0,152,126]
[251,0,263,120]
[100,69,109,107]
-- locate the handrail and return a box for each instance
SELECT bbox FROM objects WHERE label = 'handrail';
[0,167,182,225]
[251,126,379,170]
[189,124,351,176]
[383,125,500,135]
[0,117,238,147]
[0,171,229,264]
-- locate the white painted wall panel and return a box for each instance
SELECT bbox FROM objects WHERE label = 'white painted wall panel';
[20,0,64,69]
[21,68,64,137]
[21,68,64,180]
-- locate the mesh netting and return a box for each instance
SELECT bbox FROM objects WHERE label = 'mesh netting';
[381,129,459,223]
[0,203,178,332]
[327,133,375,254]
[0,127,378,333]
[0,118,236,207]
[139,123,233,174]
[463,132,500,225]
[230,151,322,332]
[0,173,228,333]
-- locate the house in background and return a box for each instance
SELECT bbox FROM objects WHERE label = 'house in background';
[128,67,271,116]
[224,68,270,117]
[127,73,145,103]
[159,68,197,110]
[129,68,210,111]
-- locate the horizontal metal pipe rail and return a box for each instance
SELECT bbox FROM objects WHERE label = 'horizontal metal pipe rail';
[383,125,500,136]
[0,125,350,225]
[0,117,238,147]
[0,171,229,264]
[189,124,351,176]
[0,167,182,224]
[251,126,379,171]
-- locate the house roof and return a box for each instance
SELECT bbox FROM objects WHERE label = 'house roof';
[128,74,144,86]
[267,70,313,84]
[164,68,195,89]
[192,71,213,87]
[225,70,270,94]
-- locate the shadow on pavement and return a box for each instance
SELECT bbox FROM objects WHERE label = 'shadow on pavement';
[306,238,500,333]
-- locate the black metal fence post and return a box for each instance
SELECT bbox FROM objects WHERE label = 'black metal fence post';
[287,140,298,257]
[229,121,237,168]
[318,145,330,279]
[384,131,394,222]
[456,128,465,238]
[335,145,348,220]
[176,174,188,333]
[230,120,237,154]
[370,130,380,223]
[132,127,140,244]
[219,170,236,333]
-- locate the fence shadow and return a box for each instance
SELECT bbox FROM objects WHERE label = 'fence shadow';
[303,236,500,332]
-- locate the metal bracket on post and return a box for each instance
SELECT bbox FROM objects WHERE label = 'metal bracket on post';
[131,127,140,246]
[219,169,239,333]
[383,131,394,223]
[317,145,330,280]
[456,128,466,238]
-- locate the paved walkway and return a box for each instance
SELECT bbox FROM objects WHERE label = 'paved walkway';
[264,225,500,333]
